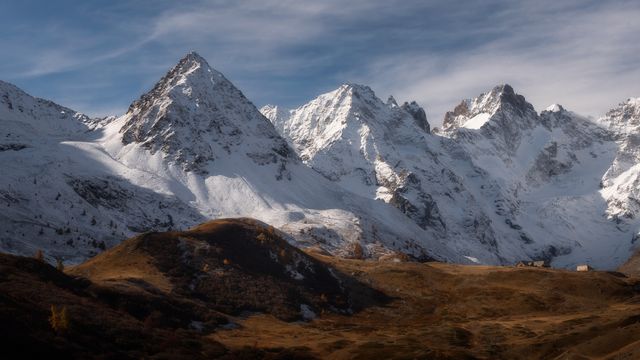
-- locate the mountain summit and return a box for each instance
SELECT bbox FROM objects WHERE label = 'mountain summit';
[117,52,292,174]
[440,84,538,135]
[262,83,431,180]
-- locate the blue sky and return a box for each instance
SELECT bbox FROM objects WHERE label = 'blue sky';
[1,0,639,126]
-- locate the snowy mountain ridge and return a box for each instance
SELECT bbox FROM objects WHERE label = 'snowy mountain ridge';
[1,51,639,270]
[0,53,458,264]
[262,84,507,264]
[264,82,640,269]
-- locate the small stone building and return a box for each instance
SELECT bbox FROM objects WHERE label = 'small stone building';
[576,264,593,272]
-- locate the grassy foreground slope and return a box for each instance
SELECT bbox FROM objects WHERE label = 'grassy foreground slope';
[214,251,640,359]
[2,218,640,359]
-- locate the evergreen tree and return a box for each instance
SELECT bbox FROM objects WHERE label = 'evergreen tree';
[56,259,64,272]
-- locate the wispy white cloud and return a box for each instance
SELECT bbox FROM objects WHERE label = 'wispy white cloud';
[1,0,638,121]
[356,0,640,125]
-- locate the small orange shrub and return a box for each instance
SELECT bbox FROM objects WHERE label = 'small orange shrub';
[49,305,69,334]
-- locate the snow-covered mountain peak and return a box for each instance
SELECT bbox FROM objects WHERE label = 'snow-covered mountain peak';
[114,52,292,174]
[5,59,640,271]
[384,95,431,133]
[265,83,366,134]
[262,83,432,168]
[264,84,514,262]
[440,84,537,134]
[330,83,404,116]
[599,97,640,134]
[2,76,455,264]
[262,84,444,214]
[168,50,220,81]
[340,82,375,96]
[539,104,576,128]
[182,50,208,64]
[300,83,429,132]
[438,84,544,158]
[122,51,230,118]
[545,104,565,113]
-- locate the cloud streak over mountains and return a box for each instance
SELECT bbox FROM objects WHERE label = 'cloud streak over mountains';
[1,0,638,124]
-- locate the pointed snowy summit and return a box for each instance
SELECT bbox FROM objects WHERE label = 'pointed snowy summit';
[440,84,538,134]
[545,104,565,113]
[599,97,640,134]
[115,51,292,174]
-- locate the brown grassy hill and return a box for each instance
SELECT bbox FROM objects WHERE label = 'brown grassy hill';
[214,253,640,359]
[1,218,386,359]
[3,218,640,359]
[69,218,387,321]
[0,253,229,359]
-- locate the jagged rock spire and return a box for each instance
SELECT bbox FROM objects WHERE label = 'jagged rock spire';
[401,101,430,134]
[441,84,538,134]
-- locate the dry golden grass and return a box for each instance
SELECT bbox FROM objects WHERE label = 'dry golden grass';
[6,218,640,359]
[69,218,379,323]
[69,231,174,293]
[213,252,640,359]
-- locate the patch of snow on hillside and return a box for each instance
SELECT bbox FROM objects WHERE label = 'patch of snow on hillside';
[462,112,491,129]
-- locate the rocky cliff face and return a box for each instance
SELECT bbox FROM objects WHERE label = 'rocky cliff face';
[439,84,542,162]
[401,100,430,133]
[599,99,640,220]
